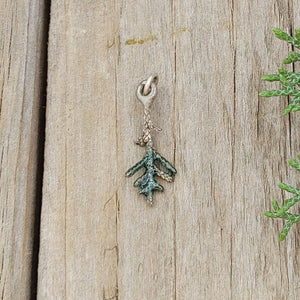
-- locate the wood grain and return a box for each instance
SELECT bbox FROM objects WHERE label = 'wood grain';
[37,0,300,299]
[117,1,176,299]
[232,2,297,299]
[0,0,47,299]
[173,1,235,298]
[37,1,119,299]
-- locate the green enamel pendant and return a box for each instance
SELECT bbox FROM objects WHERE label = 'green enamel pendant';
[125,74,176,205]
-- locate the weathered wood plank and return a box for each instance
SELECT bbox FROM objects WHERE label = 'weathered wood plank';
[37,1,119,299]
[117,1,176,299]
[38,0,300,299]
[0,0,47,298]
[285,1,300,297]
[173,1,235,298]
[173,0,300,299]
[232,1,297,299]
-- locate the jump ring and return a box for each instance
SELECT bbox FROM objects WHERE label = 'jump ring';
[136,81,157,109]
[143,74,158,96]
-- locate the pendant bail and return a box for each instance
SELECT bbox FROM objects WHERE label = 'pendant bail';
[136,74,158,110]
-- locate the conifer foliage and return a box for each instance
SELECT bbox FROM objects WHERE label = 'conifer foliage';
[260,28,300,240]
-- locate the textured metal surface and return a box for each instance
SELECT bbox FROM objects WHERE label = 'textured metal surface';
[125,147,176,204]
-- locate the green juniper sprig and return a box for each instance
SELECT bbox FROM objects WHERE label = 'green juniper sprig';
[260,28,300,115]
[264,157,300,241]
[260,28,300,240]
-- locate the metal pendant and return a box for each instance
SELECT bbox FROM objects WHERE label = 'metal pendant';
[125,74,176,205]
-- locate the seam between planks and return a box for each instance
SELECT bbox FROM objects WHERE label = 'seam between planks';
[30,0,51,298]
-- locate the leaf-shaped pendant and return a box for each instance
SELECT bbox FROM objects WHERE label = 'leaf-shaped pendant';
[125,75,176,205]
[126,147,176,204]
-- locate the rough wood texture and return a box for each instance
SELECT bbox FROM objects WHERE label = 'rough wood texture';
[37,1,119,299]
[35,0,299,299]
[0,0,47,299]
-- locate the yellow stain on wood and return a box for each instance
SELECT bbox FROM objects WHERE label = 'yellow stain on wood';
[125,27,190,45]
[125,35,158,45]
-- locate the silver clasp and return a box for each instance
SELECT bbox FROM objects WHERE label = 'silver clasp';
[136,74,158,109]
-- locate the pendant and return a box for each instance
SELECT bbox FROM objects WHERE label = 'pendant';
[125,74,177,205]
